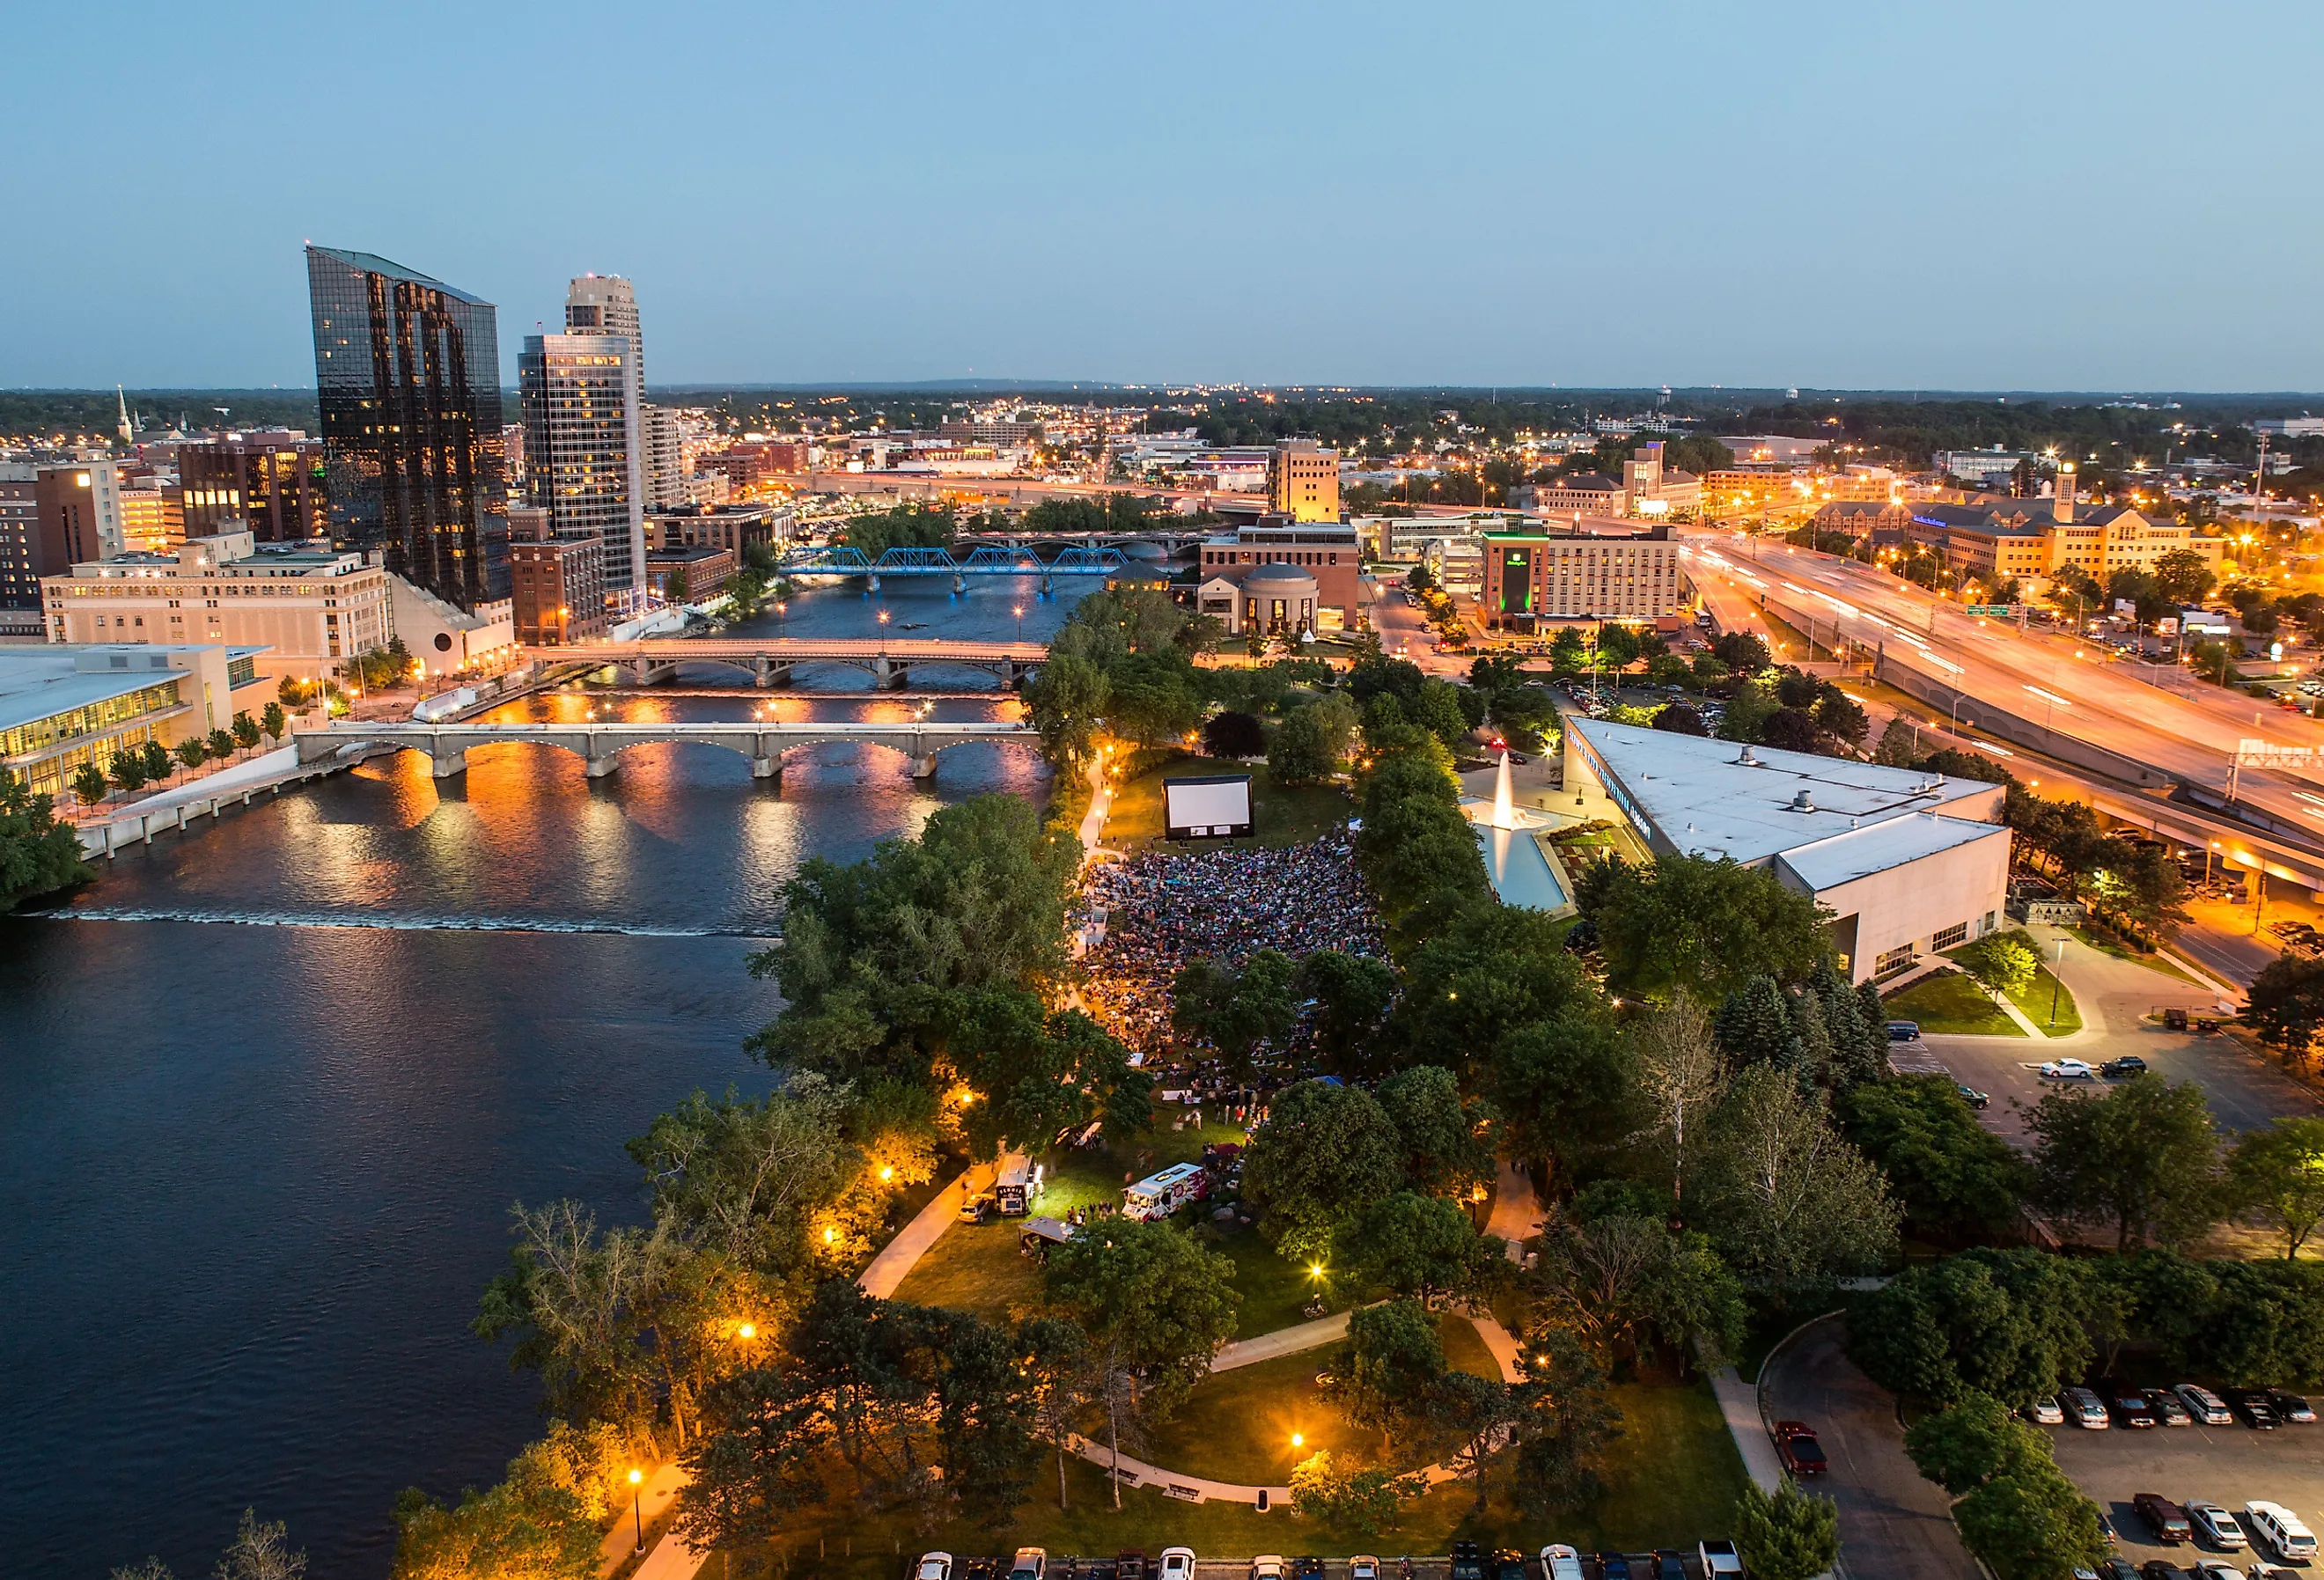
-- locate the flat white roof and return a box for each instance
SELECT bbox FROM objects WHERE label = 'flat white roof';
[1567,717,2000,870]
[1776,815,2008,892]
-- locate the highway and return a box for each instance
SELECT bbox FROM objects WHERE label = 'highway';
[1680,525,2324,881]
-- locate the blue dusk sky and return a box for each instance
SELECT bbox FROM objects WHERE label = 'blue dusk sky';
[6,0,2320,392]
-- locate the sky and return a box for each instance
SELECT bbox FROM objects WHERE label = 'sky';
[7,0,2322,393]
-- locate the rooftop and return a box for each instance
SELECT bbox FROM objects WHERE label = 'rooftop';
[307,245,492,306]
[1566,717,2001,869]
[0,644,260,735]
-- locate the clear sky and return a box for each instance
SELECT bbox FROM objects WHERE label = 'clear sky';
[8,0,2320,392]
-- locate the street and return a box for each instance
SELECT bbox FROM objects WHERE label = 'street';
[1759,1318,1982,1580]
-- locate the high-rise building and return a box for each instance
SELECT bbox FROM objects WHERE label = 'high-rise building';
[0,464,40,615]
[564,275,644,386]
[642,406,686,508]
[1267,438,1340,522]
[35,462,126,567]
[305,245,509,609]
[178,433,326,542]
[518,334,647,593]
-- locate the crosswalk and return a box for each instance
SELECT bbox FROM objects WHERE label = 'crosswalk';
[1887,1044,1950,1076]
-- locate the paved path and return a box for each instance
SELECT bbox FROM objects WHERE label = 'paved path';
[1708,1370,1784,1494]
[595,1464,688,1577]
[1484,1157,1543,1259]
[1760,1317,1979,1580]
[1212,1308,1351,1371]
[857,1168,971,1299]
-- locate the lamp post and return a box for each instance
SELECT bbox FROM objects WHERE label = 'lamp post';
[2048,937,2065,1027]
[627,1467,645,1553]
[1013,603,1025,643]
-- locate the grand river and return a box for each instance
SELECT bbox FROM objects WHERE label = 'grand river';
[0,576,1082,1576]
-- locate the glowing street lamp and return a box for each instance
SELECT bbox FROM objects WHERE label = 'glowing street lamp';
[627,1468,645,1553]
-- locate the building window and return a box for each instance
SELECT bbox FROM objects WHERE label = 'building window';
[1932,921,1969,951]
[1875,944,1916,977]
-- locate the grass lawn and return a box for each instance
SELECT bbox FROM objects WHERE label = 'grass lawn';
[2008,961,2083,1035]
[714,1376,1750,1576]
[1881,969,2024,1037]
[2066,922,2201,983]
[1102,751,1353,853]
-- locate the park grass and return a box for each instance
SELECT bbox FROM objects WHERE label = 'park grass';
[714,1376,1750,1576]
[2007,960,2083,1035]
[2066,922,2202,984]
[1880,968,2024,1036]
[1102,751,1353,853]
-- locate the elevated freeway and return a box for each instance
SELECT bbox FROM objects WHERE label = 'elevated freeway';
[293,718,1039,781]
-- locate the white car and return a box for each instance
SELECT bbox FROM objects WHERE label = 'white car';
[1698,1540,1745,1580]
[2177,1383,2233,1426]
[2194,1564,2240,1580]
[915,1555,953,1580]
[2040,1058,2097,1079]
[2027,1395,2066,1425]
[1542,1546,1586,1580]
[1249,1559,1287,1580]
[1009,1550,1048,1580]
[2189,1503,2248,1551]
[1159,1551,1196,1580]
[1350,1559,1382,1580]
[2245,1503,2318,1563]
[2063,1386,2109,1428]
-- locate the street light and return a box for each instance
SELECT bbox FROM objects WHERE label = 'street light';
[627,1467,645,1553]
[1013,602,1025,643]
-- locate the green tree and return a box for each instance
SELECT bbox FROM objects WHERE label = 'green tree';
[1242,1078,1406,1265]
[1172,948,1300,1083]
[839,501,955,558]
[678,1363,827,1556]
[108,747,147,795]
[1106,651,1205,746]
[1532,1211,1745,1370]
[1389,902,1594,1079]
[1412,679,1472,751]
[1813,688,1869,748]
[1269,693,1357,784]
[0,774,89,907]
[2228,1115,2324,1258]
[1588,852,1833,1005]
[1510,1319,1624,1515]
[1717,680,1779,742]
[1376,1063,1495,1197]
[1697,1066,1900,1297]
[1201,709,1266,759]
[1903,1391,2026,1493]
[174,737,207,775]
[1023,651,1110,769]
[1288,1451,1425,1539]
[138,738,171,785]
[392,1456,599,1580]
[70,761,109,808]
[1838,1076,2027,1237]
[1486,1011,1636,1186]
[207,727,236,761]
[260,702,288,741]
[2028,1073,2224,1250]
[1906,1393,2111,1579]
[2153,545,2217,606]
[1430,1368,1524,1513]
[1297,949,1397,1079]
[1714,975,1799,1069]
[1732,1479,1840,1580]
[2247,954,2324,1062]
[1848,1249,2093,1406]
[1333,1190,1501,1305]
[1330,1297,1447,1434]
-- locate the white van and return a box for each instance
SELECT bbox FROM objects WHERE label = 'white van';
[1122,1161,1209,1222]
[2175,1383,2233,1426]
[2244,1502,2317,1562]
[995,1153,1043,1216]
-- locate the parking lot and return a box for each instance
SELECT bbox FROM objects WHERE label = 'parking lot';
[2048,1415,2324,1563]
[1921,1027,2319,1145]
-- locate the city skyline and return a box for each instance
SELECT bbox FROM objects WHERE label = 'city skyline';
[6,2,2323,392]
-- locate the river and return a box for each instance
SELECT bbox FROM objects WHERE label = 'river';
[0,573,1081,1577]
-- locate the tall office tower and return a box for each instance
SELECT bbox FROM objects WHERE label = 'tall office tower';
[518,334,647,595]
[305,245,509,609]
[642,405,686,508]
[563,275,644,387]
[1267,438,1340,522]
[0,464,39,611]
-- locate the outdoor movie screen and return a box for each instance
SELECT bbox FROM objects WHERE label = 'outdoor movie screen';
[1162,774,1254,840]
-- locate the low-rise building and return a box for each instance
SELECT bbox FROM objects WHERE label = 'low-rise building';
[1510,442,1700,519]
[645,542,735,605]
[42,532,394,675]
[0,643,270,800]
[647,502,791,559]
[1813,500,1914,540]
[1479,521,1688,629]
[177,433,326,542]
[1194,517,1366,633]
[1563,717,2011,983]
[1906,469,2225,586]
[508,505,607,645]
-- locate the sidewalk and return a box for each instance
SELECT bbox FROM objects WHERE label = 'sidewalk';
[1710,1369,1784,1494]
[1211,1309,1350,1372]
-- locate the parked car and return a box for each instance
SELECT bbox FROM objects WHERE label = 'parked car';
[1295,1560,1327,1580]
[1158,1550,1195,1580]
[916,1554,954,1580]
[2100,1562,2139,1580]
[1116,1554,1147,1580]
[1888,1020,1923,1042]
[1543,1547,1586,1580]
[2149,1389,2193,1426]
[2194,1563,2244,1580]
[2249,1568,2304,1580]
[2243,1503,2317,1562]
[2269,1390,2316,1422]
[2102,1055,2150,1077]
[1451,1543,1485,1580]
[2041,1058,2099,1079]
[1490,1552,1527,1580]
[1599,1553,1633,1580]
[2028,1395,2067,1424]
[2143,1563,2188,1580]
[959,1193,997,1224]
[2065,1386,2111,1428]
[1695,1542,1742,1580]
[1348,1560,1381,1580]
[1248,1558,1287,1580]
[2176,1385,2233,1425]
[2188,1503,2248,1550]
[2137,1494,2195,1545]
[1010,1551,1048,1580]
[2228,1391,2280,1429]
[1958,1083,1991,1109]
[2113,1387,2159,1428]
[1774,1420,1828,1475]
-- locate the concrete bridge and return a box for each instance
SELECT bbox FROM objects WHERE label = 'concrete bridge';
[540,636,1048,688]
[293,718,1041,781]
[775,542,1125,590]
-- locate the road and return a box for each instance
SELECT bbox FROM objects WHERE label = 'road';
[1681,526,2324,876]
[1760,1318,1982,1580]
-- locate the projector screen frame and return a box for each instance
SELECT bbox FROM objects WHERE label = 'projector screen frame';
[1162,774,1254,841]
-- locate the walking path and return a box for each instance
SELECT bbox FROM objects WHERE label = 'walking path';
[1212,1308,1352,1371]
[857,1169,974,1299]
[1708,1369,1784,1494]
[1484,1157,1543,1260]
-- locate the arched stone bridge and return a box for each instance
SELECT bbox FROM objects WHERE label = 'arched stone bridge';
[293,718,1042,781]
[545,637,1048,689]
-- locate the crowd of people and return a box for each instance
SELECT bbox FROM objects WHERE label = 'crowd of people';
[1079,830,1386,1061]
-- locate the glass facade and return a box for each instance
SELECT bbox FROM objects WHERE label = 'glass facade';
[306,246,508,609]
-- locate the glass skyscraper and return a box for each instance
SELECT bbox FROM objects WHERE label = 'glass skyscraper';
[305,246,509,609]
